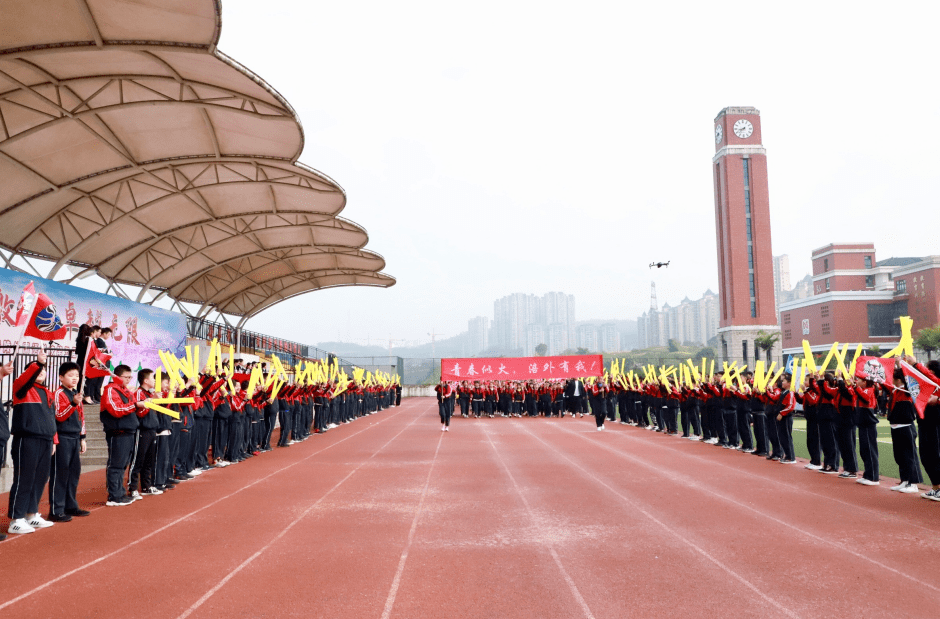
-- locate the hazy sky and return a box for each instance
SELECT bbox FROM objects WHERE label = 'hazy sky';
[211,0,940,346]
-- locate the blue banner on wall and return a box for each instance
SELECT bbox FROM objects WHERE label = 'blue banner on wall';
[0,267,187,372]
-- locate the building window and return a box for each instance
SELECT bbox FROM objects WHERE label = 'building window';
[783,312,791,325]
[864,256,872,269]
[751,301,757,316]
[743,159,756,318]
[821,304,830,318]
[824,258,829,271]
[897,279,907,293]
[822,323,831,335]
[784,329,792,340]
[825,278,830,291]
[865,275,875,288]
[742,341,748,365]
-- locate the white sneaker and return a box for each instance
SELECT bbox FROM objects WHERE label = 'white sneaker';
[8,518,35,534]
[856,478,880,486]
[442,426,446,432]
[597,425,604,431]
[890,483,907,491]
[130,490,143,501]
[899,483,920,494]
[188,469,202,476]
[142,486,163,495]
[444,427,449,432]
[804,463,823,470]
[26,514,53,528]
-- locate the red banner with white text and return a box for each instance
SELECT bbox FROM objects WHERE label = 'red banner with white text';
[441,355,604,382]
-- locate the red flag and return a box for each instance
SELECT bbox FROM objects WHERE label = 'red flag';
[854,356,895,385]
[83,344,112,379]
[22,293,68,341]
[899,360,940,419]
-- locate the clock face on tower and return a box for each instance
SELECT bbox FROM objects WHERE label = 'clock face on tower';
[733,119,753,138]
[715,124,723,144]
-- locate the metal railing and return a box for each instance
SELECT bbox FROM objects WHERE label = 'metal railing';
[0,344,76,403]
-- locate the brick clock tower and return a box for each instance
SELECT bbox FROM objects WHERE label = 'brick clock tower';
[712,106,781,366]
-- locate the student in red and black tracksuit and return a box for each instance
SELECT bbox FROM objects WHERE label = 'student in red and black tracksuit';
[153,376,177,489]
[439,382,454,430]
[192,391,214,469]
[887,366,923,493]
[772,373,797,463]
[796,375,821,469]
[834,376,859,478]
[853,376,880,485]
[914,358,940,500]
[816,373,842,474]
[49,361,90,521]
[101,364,141,506]
[262,384,279,446]
[212,382,233,460]
[7,353,58,535]
[275,384,292,446]
[761,385,783,460]
[228,387,247,460]
[746,376,767,455]
[128,369,159,499]
[589,382,607,430]
[175,382,197,478]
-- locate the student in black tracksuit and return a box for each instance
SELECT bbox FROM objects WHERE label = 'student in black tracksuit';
[49,362,90,521]
[887,366,923,493]
[153,376,177,489]
[835,378,859,478]
[100,364,141,506]
[816,373,842,474]
[7,354,57,535]
[128,369,160,498]
[213,387,233,464]
[916,359,940,500]
[277,391,292,446]
[853,378,880,485]
[193,394,213,469]
[263,395,279,448]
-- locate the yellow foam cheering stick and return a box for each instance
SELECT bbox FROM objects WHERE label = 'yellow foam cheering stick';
[801,340,817,373]
[882,316,914,358]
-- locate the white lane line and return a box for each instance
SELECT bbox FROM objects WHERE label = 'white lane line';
[517,422,800,619]
[0,404,410,612]
[593,421,940,536]
[380,429,445,619]
[484,424,596,619]
[550,422,940,596]
[178,403,430,619]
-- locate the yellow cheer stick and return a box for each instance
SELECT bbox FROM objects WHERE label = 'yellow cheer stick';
[818,342,839,373]
[708,359,715,380]
[228,345,234,378]
[246,365,263,398]
[849,344,863,378]
[834,343,850,379]
[158,350,184,387]
[754,360,766,394]
[801,340,817,373]
[150,397,196,405]
[882,316,914,358]
[155,367,163,391]
[142,401,180,419]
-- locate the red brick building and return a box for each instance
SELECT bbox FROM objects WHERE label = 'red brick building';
[779,242,940,356]
[712,107,781,365]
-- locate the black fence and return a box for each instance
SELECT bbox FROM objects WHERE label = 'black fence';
[0,344,76,403]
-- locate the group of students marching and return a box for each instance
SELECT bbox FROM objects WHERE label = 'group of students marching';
[435,357,940,500]
[3,352,401,539]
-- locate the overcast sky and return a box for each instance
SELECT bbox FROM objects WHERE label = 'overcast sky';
[214,0,940,347]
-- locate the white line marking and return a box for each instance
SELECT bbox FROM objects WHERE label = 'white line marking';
[0,404,410,611]
[380,429,445,619]
[484,424,596,619]
[178,404,429,619]
[591,421,940,536]
[550,422,940,595]
[516,422,800,619]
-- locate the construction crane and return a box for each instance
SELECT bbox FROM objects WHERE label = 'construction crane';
[427,330,446,358]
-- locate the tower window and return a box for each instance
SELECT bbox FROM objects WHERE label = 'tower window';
[825,278,830,291]
[824,258,829,271]
[864,256,872,269]
[865,275,874,288]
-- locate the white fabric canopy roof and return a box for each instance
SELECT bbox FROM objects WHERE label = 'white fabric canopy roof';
[0,0,394,322]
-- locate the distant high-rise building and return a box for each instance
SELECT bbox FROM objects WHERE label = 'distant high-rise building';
[577,324,599,352]
[599,323,621,352]
[525,324,546,356]
[636,290,719,348]
[468,316,489,354]
[773,254,791,319]
[493,291,575,354]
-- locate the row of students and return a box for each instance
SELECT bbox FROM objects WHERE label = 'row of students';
[4,355,399,537]
[435,362,940,500]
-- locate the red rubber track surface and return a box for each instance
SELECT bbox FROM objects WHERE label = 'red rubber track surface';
[2,398,939,618]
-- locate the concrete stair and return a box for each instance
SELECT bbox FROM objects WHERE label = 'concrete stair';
[82,404,109,467]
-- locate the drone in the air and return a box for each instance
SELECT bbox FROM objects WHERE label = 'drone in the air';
[649,261,670,269]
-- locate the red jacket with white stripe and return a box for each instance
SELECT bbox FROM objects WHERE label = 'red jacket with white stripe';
[54,386,85,438]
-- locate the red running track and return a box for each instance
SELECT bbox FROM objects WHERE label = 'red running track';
[1,398,939,618]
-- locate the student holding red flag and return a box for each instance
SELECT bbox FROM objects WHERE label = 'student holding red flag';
[886,365,923,494]
[905,356,940,501]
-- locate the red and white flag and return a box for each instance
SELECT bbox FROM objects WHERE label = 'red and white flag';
[83,343,112,379]
[13,281,37,330]
[899,360,940,419]
[22,293,68,341]
[854,356,895,385]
